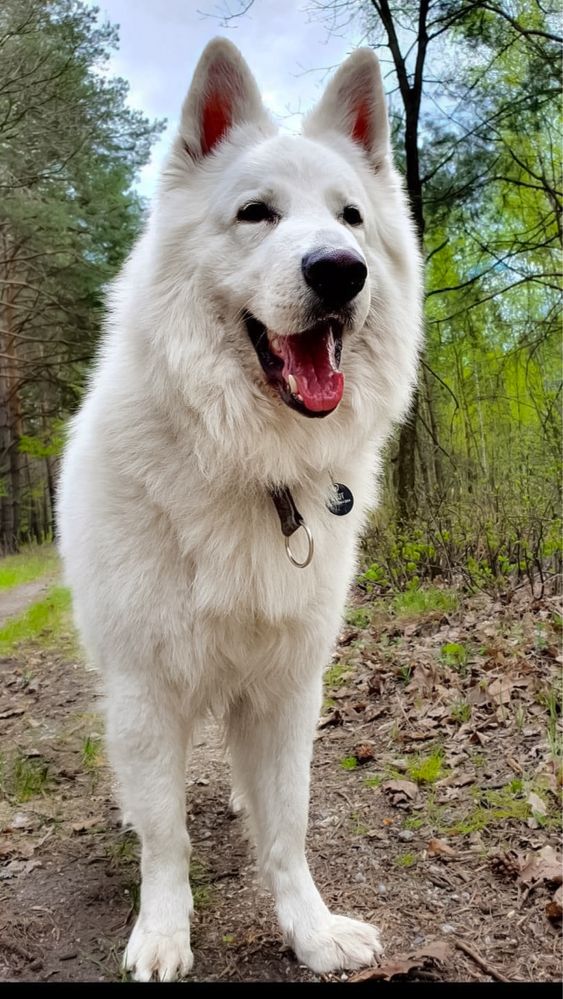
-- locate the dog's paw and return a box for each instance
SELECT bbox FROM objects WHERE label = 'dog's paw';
[292,914,382,974]
[123,923,193,982]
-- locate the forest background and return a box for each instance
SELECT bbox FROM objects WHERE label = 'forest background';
[0,0,561,599]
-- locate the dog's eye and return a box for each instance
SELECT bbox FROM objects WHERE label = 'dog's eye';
[237,202,276,223]
[342,205,363,226]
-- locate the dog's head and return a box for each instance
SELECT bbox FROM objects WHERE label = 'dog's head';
[144,39,421,440]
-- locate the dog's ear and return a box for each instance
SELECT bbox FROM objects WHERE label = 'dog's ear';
[304,49,390,165]
[180,38,270,159]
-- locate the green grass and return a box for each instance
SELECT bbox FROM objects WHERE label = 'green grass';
[538,681,563,765]
[325,662,353,688]
[350,811,369,836]
[0,751,51,802]
[395,851,418,868]
[345,606,372,630]
[340,755,359,771]
[404,816,425,831]
[397,664,413,684]
[391,587,458,617]
[445,782,560,836]
[0,544,57,591]
[364,774,383,788]
[0,585,74,654]
[441,641,469,672]
[82,735,104,772]
[450,700,472,724]
[406,749,446,785]
[108,830,139,867]
[191,857,214,910]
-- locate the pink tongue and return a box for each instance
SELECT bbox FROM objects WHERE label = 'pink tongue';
[277,327,344,413]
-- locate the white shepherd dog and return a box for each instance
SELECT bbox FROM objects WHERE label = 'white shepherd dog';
[58,38,422,982]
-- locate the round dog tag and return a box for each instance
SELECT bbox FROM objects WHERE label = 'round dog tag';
[327,483,354,516]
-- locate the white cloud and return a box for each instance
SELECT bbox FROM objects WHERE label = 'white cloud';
[87,0,363,196]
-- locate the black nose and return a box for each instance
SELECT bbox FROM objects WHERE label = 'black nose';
[302,249,367,308]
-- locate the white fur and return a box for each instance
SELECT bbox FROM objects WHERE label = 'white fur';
[58,38,422,982]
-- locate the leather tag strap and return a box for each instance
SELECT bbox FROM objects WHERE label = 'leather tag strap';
[269,486,304,537]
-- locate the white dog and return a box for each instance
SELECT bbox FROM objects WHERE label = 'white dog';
[58,38,422,981]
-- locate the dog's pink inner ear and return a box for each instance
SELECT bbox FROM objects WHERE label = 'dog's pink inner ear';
[199,60,248,156]
[351,99,373,152]
[201,91,231,155]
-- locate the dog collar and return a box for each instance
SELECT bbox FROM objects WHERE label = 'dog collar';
[269,481,354,569]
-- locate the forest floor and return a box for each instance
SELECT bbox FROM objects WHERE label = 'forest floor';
[0,552,561,983]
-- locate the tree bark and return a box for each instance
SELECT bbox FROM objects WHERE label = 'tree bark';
[373,0,429,524]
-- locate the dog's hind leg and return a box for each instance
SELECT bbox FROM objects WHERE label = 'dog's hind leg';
[227,674,383,974]
[105,673,194,982]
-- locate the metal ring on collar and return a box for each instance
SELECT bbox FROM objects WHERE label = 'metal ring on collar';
[284,523,314,568]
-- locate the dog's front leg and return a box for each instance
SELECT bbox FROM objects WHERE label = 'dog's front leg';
[106,675,194,982]
[228,675,382,974]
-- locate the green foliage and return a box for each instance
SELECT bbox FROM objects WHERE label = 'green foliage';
[450,701,472,724]
[0,545,57,590]
[447,784,535,836]
[354,0,562,592]
[19,432,64,460]
[325,663,352,687]
[190,858,214,910]
[345,607,372,629]
[82,735,104,771]
[397,664,413,684]
[406,750,446,785]
[395,852,418,868]
[404,816,424,831]
[363,774,383,788]
[340,756,358,771]
[441,642,469,672]
[538,680,563,765]
[0,586,73,654]
[0,752,51,802]
[0,0,165,552]
[391,587,459,617]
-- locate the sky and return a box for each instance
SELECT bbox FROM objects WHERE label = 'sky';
[87,0,366,197]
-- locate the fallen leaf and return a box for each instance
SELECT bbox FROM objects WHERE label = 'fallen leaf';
[487,677,514,705]
[71,817,102,833]
[349,941,450,982]
[410,663,435,695]
[518,845,562,887]
[506,756,523,775]
[317,709,343,729]
[0,839,35,860]
[546,885,563,922]
[7,812,33,831]
[418,941,450,962]
[382,779,418,803]
[428,837,457,858]
[0,858,41,879]
[350,960,417,982]
[467,685,490,707]
[0,707,25,719]
[526,791,547,817]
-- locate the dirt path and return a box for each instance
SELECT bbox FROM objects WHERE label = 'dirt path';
[0,575,56,629]
[0,585,561,983]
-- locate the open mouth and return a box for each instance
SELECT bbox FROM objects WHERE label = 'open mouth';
[244,313,344,418]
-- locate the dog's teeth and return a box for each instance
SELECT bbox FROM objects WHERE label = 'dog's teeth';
[287,374,298,395]
[270,336,280,353]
